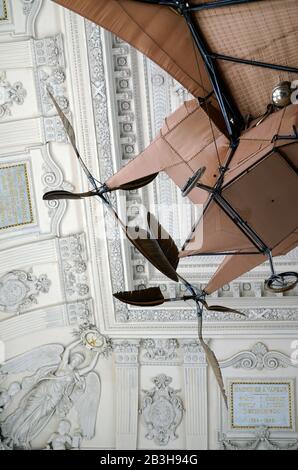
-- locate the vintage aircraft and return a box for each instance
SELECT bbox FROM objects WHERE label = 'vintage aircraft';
[44,0,298,403]
[50,0,298,294]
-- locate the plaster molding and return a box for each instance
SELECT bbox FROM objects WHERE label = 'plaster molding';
[57,233,90,303]
[22,0,43,36]
[0,299,95,342]
[220,342,297,370]
[219,427,298,450]
[1,0,43,38]
[42,145,73,236]
[126,307,298,323]
[181,340,206,365]
[114,340,140,365]
[33,34,65,68]
[114,340,140,449]
[181,340,208,449]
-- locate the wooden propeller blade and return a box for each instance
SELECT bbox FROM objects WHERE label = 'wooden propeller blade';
[116,173,158,191]
[201,299,244,316]
[147,212,179,271]
[125,225,179,282]
[113,287,165,307]
[43,190,97,200]
[197,313,228,408]
[47,90,98,190]
[207,305,244,315]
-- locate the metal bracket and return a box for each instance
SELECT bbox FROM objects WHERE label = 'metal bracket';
[272,126,298,143]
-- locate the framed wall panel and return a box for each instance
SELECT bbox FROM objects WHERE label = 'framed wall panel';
[228,378,296,431]
[0,162,35,232]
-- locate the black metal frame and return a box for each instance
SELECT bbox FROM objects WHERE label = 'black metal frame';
[272,126,298,143]
[210,53,298,75]
[135,0,298,264]
[190,251,261,256]
[183,10,243,140]
[186,0,262,11]
[136,0,261,11]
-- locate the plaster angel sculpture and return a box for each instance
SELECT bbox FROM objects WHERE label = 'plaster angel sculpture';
[0,382,21,413]
[0,340,101,449]
[46,419,82,450]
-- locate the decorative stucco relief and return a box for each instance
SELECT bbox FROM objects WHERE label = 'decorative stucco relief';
[219,426,298,451]
[0,71,26,120]
[0,269,50,314]
[45,419,82,450]
[34,34,65,68]
[21,0,37,16]
[38,67,68,115]
[58,233,90,302]
[220,342,297,370]
[0,324,111,449]
[140,373,184,446]
[141,339,179,363]
[42,145,73,236]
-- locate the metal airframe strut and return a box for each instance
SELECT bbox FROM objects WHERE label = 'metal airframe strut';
[211,53,298,75]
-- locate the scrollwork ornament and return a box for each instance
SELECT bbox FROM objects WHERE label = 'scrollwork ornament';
[38,68,68,115]
[220,426,298,451]
[140,374,184,446]
[22,0,36,16]
[141,339,178,361]
[0,269,51,314]
[220,342,292,370]
[0,71,26,119]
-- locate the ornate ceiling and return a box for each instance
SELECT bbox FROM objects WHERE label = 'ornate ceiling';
[0,0,298,451]
[0,0,298,345]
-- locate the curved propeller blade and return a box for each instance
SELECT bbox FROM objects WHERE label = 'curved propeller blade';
[207,305,244,315]
[47,90,98,190]
[125,225,179,282]
[200,299,244,316]
[147,212,179,271]
[197,312,228,408]
[43,190,97,200]
[116,173,158,191]
[113,287,165,307]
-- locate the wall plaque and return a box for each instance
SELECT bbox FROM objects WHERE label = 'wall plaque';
[229,379,295,430]
[0,163,34,231]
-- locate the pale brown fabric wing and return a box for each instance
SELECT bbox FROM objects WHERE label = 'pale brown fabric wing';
[204,230,298,295]
[53,0,212,98]
[54,0,298,118]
